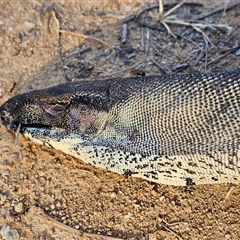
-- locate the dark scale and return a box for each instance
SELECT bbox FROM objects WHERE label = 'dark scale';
[185,168,197,175]
[130,157,138,163]
[176,161,182,167]
[211,177,219,181]
[188,161,198,167]
[123,169,133,176]
[186,178,195,186]
[143,173,150,178]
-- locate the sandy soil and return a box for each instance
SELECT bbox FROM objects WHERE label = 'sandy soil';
[1,0,240,239]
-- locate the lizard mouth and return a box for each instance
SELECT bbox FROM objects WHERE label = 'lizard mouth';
[0,109,57,132]
[20,123,53,133]
[1,117,53,133]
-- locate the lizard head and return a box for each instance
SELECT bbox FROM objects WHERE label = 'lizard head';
[0,81,110,140]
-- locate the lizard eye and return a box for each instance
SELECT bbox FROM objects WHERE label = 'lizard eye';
[41,103,68,118]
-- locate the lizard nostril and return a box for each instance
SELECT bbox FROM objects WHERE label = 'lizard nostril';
[0,110,12,126]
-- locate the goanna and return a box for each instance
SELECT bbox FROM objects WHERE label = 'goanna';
[1,69,240,186]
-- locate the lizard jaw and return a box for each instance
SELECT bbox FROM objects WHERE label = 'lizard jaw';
[0,108,52,132]
[21,126,85,148]
[0,108,67,133]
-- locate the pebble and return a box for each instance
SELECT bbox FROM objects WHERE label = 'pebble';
[235,49,240,56]
[56,201,61,208]
[34,29,41,37]
[24,21,36,30]
[1,225,19,240]
[14,202,23,213]
[0,87,6,97]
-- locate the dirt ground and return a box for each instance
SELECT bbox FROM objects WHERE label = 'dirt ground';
[1,0,240,239]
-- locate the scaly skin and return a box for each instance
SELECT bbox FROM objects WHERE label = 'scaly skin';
[1,69,240,186]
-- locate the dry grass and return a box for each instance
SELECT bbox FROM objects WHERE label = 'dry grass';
[152,0,232,46]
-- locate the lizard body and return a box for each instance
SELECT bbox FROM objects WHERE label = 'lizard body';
[1,69,240,186]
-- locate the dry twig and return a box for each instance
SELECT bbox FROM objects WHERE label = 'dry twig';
[224,184,236,200]
[123,2,203,23]
[50,11,70,81]
[192,0,240,20]
[121,23,128,43]
[15,123,22,160]
[207,45,240,66]
[32,206,124,240]
[149,0,232,46]
[59,29,112,49]
[160,219,184,240]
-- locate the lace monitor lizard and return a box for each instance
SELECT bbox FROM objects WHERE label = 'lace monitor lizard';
[1,69,240,186]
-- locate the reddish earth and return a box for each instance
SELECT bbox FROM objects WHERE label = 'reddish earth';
[0,1,240,239]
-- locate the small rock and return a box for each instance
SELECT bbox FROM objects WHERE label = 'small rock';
[235,49,240,56]
[110,192,117,199]
[56,201,61,208]
[1,224,19,240]
[2,169,11,176]
[14,202,23,213]
[74,225,80,229]
[50,204,55,210]
[225,233,231,239]
[25,21,36,30]
[13,37,21,43]
[34,29,41,37]
[1,207,8,218]
[0,87,6,97]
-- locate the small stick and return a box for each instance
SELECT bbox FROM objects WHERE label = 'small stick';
[204,46,208,73]
[59,29,112,49]
[150,36,184,61]
[175,33,201,49]
[63,47,92,60]
[81,11,125,19]
[123,3,159,23]
[48,11,70,81]
[224,184,235,200]
[207,45,240,66]
[159,0,163,17]
[33,206,124,240]
[123,2,203,23]
[141,23,145,48]
[150,59,170,74]
[9,82,17,94]
[172,63,189,73]
[193,49,206,66]
[139,19,166,32]
[162,0,188,19]
[160,220,184,240]
[15,123,22,160]
[192,0,240,20]
[0,180,18,198]
[121,23,128,43]
[58,32,70,82]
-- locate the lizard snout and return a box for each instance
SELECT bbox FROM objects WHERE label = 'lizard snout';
[0,109,14,129]
[0,102,18,130]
